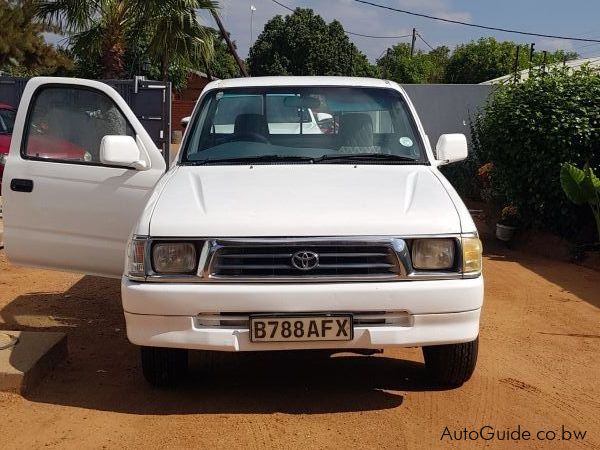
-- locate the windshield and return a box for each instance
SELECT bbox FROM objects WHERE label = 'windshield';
[182,87,426,164]
[0,108,16,134]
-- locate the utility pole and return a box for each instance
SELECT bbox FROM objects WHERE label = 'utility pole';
[410,28,416,57]
[542,50,548,75]
[529,43,535,64]
[250,5,256,45]
[210,10,249,77]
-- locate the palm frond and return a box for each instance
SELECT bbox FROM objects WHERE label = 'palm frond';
[144,0,216,73]
[70,21,105,56]
[34,0,100,32]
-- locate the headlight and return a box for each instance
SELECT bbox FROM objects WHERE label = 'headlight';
[152,242,197,273]
[412,238,455,270]
[462,237,483,274]
[126,237,147,278]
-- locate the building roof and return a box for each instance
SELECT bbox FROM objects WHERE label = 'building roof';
[480,57,600,85]
[189,70,220,81]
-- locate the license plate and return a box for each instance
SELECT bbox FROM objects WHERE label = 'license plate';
[250,314,353,343]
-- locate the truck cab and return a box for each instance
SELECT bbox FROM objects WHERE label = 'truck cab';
[1,76,483,387]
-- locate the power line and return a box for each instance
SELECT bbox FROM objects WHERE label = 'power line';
[416,32,434,50]
[347,31,411,39]
[575,28,600,38]
[352,0,600,43]
[268,0,412,39]
[574,41,600,51]
[269,0,293,12]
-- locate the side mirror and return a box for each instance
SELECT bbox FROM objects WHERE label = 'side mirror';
[181,116,190,129]
[436,134,468,165]
[99,135,147,170]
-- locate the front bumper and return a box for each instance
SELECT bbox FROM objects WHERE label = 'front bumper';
[121,276,483,351]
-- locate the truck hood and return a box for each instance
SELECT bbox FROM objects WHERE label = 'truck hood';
[149,165,461,237]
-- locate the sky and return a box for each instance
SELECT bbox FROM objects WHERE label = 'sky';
[43,0,600,63]
[197,0,600,62]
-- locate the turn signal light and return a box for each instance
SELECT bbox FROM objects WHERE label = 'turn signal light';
[462,237,483,274]
[127,237,147,278]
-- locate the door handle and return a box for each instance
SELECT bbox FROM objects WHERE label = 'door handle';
[10,178,34,193]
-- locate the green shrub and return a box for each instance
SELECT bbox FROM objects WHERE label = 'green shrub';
[470,67,600,240]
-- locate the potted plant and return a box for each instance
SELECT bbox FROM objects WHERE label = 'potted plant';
[496,205,519,241]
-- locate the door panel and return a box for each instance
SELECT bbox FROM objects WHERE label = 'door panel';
[2,77,166,278]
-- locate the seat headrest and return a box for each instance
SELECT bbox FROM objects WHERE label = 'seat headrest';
[338,113,374,147]
[234,113,269,136]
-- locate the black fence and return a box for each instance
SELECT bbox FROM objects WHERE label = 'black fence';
[0,76,171,162]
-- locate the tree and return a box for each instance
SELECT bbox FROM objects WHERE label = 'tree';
[376,43,450,84]
[427,45,451,83]
[144,0,215,81]
[247,8,375,77]
[35,0,216,80]
[0,0,72,76]
[445,37,578,84]
[205,28,240,79]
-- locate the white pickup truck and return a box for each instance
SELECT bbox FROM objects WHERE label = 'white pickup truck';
[2,76,483,388]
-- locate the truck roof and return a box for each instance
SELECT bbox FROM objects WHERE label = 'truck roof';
[207,76,398,91]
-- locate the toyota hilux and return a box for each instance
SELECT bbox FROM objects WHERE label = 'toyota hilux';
[1,76,483,387]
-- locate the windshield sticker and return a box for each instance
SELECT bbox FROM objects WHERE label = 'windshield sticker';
[215,91,224,100]
[399,137,413,147]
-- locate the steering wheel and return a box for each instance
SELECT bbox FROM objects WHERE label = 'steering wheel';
[233,131,270,144]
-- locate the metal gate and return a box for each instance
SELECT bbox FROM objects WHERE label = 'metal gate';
[0,76,171,163]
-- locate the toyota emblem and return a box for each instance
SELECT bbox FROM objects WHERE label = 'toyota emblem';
[291,250,320,271]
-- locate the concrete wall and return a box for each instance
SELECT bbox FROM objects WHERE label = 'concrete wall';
[401,84,493,151]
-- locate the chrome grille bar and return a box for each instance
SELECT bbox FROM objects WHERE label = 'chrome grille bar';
[207,238,404,281]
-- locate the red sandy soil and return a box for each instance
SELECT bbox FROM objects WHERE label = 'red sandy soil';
[0,240,598,449]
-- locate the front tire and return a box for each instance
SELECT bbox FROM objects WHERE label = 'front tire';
[140,346,188,388]
[422,337,478,387]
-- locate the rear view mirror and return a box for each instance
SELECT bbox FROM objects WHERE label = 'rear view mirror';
[100,135,147,170]
[283,96,321,109]
[436,134,468,165]
[315,112,333,122]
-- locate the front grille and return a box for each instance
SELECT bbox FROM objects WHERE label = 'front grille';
[209,240,402,280]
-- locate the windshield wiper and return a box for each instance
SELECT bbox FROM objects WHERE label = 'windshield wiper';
[315,153,419,163]
[185,155,315,165]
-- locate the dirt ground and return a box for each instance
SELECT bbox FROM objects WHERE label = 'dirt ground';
[0,239,599,449]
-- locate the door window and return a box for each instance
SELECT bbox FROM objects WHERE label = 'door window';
[23,86,134,165]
